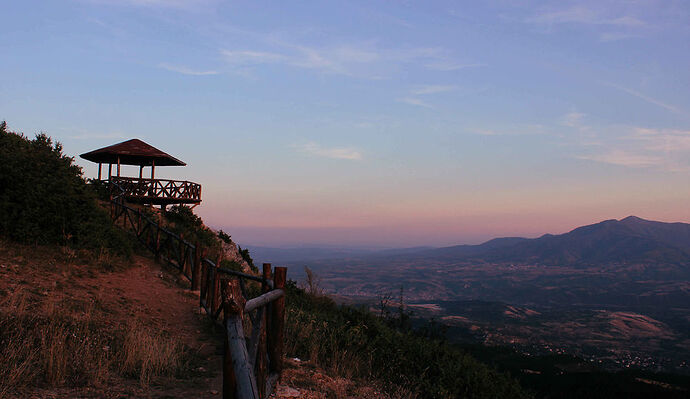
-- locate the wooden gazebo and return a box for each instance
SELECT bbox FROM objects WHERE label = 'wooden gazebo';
[80,139,201,209]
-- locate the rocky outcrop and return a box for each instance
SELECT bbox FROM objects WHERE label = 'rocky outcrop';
[218,236,253,274]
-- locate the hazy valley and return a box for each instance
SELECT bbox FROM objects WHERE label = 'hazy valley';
[251,216,690,375]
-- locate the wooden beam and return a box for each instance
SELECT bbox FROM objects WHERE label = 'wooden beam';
[244,289,284,313]
[151,160,155,179]
[155,215,161,264]
[139,165,143,179]
[223,280,258,399]
[108,163,112,179]
[268,267,287,377]
[98,163,102,180]
[212,254,223,315]
[192,242,202,291]
[117,156,121,177]
[256,264,271,399]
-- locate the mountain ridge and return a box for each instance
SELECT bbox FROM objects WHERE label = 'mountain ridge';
[423,216,690,265]
[251,216,690,267]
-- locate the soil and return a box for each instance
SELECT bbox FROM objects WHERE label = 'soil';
[0,242,391,399]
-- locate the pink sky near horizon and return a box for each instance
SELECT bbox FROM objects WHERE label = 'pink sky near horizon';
[195,184,690,247]
[6,0,688,249]
[73,156,690,248]
[68,138,690,248]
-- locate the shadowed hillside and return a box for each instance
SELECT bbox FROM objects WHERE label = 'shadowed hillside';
[0,125,536,398]
[419,216,690,265]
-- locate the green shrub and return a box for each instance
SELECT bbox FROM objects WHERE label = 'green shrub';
[217,230,232,244]
[238,246,258,274]
[163,205,218,251]
[0,122,131,254]
[220,259,244,272]
[284,281,531,399]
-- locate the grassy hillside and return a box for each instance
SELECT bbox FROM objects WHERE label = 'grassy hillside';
[0,124,213,397]
[0,122,130,253]
[0,123,532,398]
[284,281,531,399]
[0,242,202,397]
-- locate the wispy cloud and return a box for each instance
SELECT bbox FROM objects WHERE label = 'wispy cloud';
[524,4,650,42]
[603,82,681,114]
[573,124,690,172]
[220,50,286,66]
[599,32,640,42]
[471,124,550,136]
[424,61,484,71]
[292,142,363,160]
[397,85,459,108]
[69,132,128,140]
[82,0,216,9]
[158,63,218,76]
[219,38,473,79]
[527,6,645,27]
[576,150,661,168]
[411,85,457,95]
[397,97,433,108]
[220,45,375,76]
[562,111,586,128]
[632,128,690,153]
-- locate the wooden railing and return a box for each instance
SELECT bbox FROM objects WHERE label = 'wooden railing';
[109,198,286,399]
[110,176,201,204]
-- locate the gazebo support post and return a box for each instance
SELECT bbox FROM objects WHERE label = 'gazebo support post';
[108,164,112,179]
[117,156,121,177]
[139,165,143,179]
[98,163,102,180]
[151,160,155,180]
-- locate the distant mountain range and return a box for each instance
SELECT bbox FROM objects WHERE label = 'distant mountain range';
[249,216,690,267]
[256,216,690,372]
[420,216,690,265]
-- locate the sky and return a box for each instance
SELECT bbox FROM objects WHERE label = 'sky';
[2,0,689,247]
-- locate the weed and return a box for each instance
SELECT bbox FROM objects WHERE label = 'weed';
[118,321,183,385]
[284,280,531,399]
[0,281,190,396]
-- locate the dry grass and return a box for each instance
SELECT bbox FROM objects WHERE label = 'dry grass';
[0,241,192,398]
[0,292,113,395]
[119,320,184,385]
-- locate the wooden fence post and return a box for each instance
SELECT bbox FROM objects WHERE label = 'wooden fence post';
[268,267,287,376]
[212,255,222,315]
[179,233,186,273]
[155,223,161,264]
[256,264,271,398]
[200,259,209,311]
[223,279,258,399]
[206,265,215,315]
[192,242,202,291]
[223,279,238,399]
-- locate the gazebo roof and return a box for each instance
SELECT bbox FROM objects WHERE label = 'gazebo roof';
[80,139,186,166]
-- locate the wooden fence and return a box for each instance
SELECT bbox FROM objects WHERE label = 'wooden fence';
[110,176,202,205]
[109,197,286,399]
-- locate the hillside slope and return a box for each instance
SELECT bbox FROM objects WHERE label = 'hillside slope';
[422,216,690,265]
[0,240,224,398]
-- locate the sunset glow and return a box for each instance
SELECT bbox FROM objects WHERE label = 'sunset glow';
[2,0,689,246]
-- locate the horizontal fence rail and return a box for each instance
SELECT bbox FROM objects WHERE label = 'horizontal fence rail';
[110,176,201,204]
[109,198,286,399]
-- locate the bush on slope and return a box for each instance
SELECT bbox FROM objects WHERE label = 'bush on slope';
[0,122,130,253]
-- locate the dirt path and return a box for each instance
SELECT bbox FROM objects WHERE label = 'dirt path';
[1,243,394,399]
[0,243,225,399]
[73,255,226,399]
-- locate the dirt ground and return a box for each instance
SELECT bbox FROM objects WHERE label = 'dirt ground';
[0,242,391,399]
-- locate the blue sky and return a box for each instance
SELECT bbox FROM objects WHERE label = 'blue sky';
[2,0,689,247]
